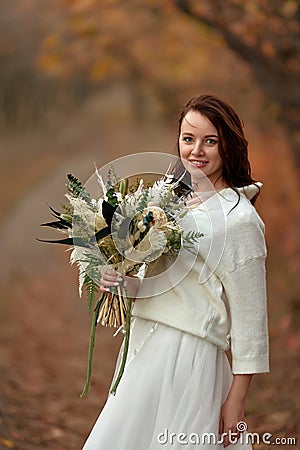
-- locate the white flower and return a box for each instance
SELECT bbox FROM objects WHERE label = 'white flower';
[65,194,95,236]
[143,206,168,228]
[115,192,122,201]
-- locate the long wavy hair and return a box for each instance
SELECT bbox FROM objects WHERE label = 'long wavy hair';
[172,94,260,205]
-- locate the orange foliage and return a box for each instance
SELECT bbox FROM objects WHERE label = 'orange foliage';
[36,0,245,93]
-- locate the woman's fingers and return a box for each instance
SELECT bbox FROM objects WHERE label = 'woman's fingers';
[102,271,119,282]
[101,279,121,287]
[100,270,124,290]
[222,426,242,447]
[99,285,110,293]
[218,417,224,438]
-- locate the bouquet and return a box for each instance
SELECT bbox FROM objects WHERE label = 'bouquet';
[39,166,202,396]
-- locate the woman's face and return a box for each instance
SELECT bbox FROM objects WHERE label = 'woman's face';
[179,110,225,190]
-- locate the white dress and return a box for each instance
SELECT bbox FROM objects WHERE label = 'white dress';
[82,317,252,449]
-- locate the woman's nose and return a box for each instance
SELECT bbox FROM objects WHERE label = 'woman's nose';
[191,140,205,156]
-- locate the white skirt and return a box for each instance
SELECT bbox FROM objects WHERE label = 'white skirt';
[82,318,252,450]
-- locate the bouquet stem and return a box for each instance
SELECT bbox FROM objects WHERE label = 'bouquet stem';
[110,293,133,395]
[80,296,103,398]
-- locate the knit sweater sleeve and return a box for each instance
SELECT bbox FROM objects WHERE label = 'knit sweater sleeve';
[216,209,269,374]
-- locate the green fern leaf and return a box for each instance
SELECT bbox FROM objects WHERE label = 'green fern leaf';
[183,230,204,244]
[66,174,92,205]
[137,191,149,212]
[83,274,99,313]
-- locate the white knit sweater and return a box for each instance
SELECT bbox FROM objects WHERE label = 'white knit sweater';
[133,183,269,374]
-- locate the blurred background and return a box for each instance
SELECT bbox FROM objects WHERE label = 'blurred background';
[0,0,299,448]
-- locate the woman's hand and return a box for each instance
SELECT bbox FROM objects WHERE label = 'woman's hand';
[219,374,253,447]
[99,269,124,293]
[219,396,245,447]
[100,269,141,299]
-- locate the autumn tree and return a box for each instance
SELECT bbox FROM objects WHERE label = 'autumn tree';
[36,0,259,119]
[174,0,300,171]
[1,0,299,171]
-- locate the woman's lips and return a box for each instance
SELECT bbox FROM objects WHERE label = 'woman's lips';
[188,160,209,168]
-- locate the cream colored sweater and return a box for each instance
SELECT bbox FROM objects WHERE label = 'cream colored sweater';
[133,183,269,374]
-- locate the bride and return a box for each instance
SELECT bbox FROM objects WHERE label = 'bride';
[82,94,269,449]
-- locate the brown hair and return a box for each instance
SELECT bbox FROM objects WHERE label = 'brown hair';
[173,94,260,205]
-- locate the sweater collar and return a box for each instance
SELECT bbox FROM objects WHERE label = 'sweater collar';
[235,182,262,201]
[188,182,263,212]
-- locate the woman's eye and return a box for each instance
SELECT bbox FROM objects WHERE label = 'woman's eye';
[183,137,193,143]
[205,138,218,146]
